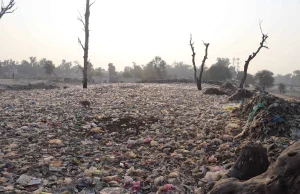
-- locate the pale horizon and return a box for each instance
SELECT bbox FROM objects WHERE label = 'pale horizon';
[1,0,300,75]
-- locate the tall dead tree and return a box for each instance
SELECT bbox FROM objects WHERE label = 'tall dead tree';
[0,0,16,19]
[239,21,269,88]
[78,0,95,88]
[189,34,209,90]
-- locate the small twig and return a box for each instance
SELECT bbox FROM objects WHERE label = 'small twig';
[89,1,96,7]
[77,10,85,27]
[78,38,85,50]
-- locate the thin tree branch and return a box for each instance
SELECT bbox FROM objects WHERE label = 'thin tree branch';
[74,61,84,73]
[239,21,269,88]
[77,10,85,27]
[78,38,85,50]
[189,33,197,83]
[0,0,16,19]
[89,1,96,7]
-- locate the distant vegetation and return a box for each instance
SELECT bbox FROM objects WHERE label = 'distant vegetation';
[274,71,300,86]
[0,57,299,87]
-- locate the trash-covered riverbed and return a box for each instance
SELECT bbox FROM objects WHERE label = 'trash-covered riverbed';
[0,84,298,194]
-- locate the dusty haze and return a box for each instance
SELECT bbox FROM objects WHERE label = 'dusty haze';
[0,0,300,74]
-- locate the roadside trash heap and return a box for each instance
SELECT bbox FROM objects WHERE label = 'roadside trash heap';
[235,93,300,140]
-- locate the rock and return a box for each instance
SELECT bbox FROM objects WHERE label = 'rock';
[16,174,36,186]
[99,187,125,194]
[48,139,63,144]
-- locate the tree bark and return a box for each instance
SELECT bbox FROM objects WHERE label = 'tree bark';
[82,0,90,89]
[211,142,300,194]
[227,142,269,180]
[239,62,249,88]
[189,34,209,91]
[198,41,209,90]
[78,0,94,89]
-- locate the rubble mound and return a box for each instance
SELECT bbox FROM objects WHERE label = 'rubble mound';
[228,89,254,101]
[204,88,228,95]
[235,93,300,139]
[210,142,300,194]
[220,82,237,95]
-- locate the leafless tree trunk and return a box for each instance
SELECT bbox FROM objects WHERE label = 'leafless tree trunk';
[239,21,269,88]
[0,0,16,19]
[78,0,95,89]
[189,34,209,90]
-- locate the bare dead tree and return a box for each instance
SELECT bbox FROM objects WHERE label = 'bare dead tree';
[78,0,95,88]
[239,21,269,88]
[0,0,16,19]
[189,34,209,90]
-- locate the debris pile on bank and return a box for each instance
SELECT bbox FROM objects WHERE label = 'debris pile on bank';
[235,93,300,140]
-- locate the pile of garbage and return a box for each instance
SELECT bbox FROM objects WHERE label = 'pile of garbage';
[228,89,254,101]
[235,93,300,140]
[204,82,238,96]
[219,82,237,96]
[203,87,228,95]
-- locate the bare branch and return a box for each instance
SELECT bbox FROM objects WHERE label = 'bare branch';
[259,20,265,36]
[74,60,81,66]
[89,1,96,7]
[77,10,85,27]
[78,38,85,50]
[74,61,83,73]
[189,33,197,83]
[0,0,16,19]
[239,21,269,88]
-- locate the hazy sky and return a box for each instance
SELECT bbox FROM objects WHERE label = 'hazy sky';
[1,0,300,75]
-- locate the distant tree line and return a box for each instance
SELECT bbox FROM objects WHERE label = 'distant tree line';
[1,56,299,87]
[274,71,300,86]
